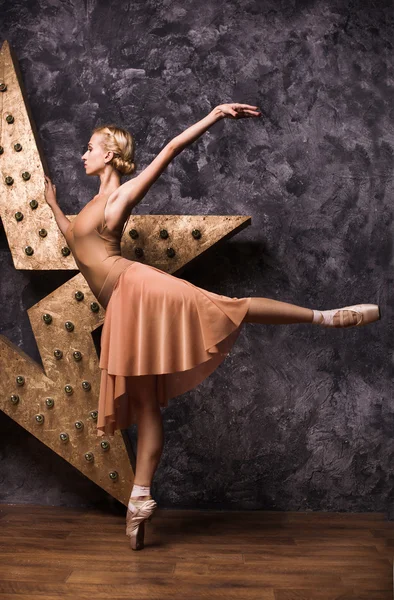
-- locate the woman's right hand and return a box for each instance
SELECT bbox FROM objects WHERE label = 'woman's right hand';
[215,103,262,119]
[44,174,57,208]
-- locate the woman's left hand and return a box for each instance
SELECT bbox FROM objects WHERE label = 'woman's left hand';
[44,174,57,208]
[215,103,262,119]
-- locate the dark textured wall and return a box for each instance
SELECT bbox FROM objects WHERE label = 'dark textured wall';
[0,0,393,515]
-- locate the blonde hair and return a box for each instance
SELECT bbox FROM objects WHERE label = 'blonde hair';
[92,124,136,176]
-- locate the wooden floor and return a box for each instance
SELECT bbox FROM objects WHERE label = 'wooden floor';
[0,503,393,599]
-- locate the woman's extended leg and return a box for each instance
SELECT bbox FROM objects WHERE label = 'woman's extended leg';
[242,297,360,327]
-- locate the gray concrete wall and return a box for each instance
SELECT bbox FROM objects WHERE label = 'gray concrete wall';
[0,0,392,514]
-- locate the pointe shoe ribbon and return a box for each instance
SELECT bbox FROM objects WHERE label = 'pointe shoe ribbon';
[126,497,157,538]
[315,304,380,328]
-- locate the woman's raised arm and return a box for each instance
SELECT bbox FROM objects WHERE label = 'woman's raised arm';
[117,102,261,212]
[170,103,261,154]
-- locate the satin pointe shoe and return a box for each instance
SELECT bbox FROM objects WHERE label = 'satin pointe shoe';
[126,495,157,551]
[314,304,381,328]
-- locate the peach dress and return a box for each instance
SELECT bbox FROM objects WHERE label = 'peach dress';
[64,193,252,436]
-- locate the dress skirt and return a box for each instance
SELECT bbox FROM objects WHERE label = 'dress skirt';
[97,261,252,436]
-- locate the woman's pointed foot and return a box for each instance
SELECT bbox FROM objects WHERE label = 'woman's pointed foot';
[126,495,157,551]
[312,304,381,328]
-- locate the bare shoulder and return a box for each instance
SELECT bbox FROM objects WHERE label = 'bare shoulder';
[104,143,176,229]
[117,144,176,210]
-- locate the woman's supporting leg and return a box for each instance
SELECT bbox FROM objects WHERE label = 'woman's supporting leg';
[242,297,359,326]
[132,386,165,488]
[125,382,163,547]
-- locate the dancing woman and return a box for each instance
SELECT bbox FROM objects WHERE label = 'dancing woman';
[44,102,380,550]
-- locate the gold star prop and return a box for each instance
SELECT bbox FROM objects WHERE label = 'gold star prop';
[0,40,251,506]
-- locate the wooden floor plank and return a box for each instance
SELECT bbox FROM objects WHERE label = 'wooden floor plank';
[0,504,392,599]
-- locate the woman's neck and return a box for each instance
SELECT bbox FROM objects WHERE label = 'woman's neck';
[98,168,121,196]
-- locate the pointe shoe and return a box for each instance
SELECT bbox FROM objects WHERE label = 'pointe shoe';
[313,304,381,328]
[126,495,157,551]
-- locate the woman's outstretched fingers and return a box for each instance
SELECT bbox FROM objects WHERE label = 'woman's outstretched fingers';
[217,102,261,119]
[240,104,261,112]
[235,104,261,117]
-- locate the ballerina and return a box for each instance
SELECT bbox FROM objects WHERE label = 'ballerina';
[45,102,380,551]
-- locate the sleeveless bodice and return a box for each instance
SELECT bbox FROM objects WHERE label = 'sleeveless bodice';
[64,194,133,309]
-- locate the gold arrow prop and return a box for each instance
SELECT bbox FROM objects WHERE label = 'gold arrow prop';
[0,40,251,506]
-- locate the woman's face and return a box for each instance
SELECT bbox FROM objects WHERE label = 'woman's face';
[81,132,112,175]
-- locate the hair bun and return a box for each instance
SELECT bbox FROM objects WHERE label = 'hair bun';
[113,157,135,176]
